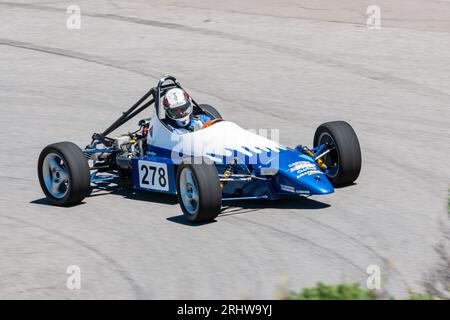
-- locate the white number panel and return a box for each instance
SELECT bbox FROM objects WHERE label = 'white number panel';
[138,160,169,192]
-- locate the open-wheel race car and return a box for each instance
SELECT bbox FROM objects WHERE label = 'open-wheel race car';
[38,76,362,222]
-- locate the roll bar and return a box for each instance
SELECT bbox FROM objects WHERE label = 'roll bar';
[91,75,196,145]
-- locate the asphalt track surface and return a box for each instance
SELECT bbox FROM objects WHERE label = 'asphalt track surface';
[0,0,449,299]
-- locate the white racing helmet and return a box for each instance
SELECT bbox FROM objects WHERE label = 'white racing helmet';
[162,88,193,127]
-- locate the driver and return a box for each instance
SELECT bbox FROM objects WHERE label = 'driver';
[162,88,211,132]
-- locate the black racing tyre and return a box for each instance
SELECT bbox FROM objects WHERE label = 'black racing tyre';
[198,104,222,119]
[38,141,91,206]
[313,121,361,186]
[176,157,222,222]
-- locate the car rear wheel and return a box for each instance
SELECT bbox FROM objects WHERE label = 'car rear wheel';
[198,104,222,119]
[38,141,91,206]
[176,158,222,222]
[313,121,361,186]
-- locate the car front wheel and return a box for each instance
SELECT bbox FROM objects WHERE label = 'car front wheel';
[313,121,362,186]
[176,157,222,222]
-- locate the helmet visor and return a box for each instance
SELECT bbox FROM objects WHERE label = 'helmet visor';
[165,101,193,120]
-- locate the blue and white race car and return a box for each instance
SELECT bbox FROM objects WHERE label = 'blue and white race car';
[38,76,361,222]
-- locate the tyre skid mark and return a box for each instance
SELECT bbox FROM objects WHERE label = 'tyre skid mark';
[0,38,157,78]
[0,38,291,122]
[0,1,448,99]
[228,215,363,273]
[0,1,434,296]
[226,209,410,292]
[219,218,276,296]
[0,175,35,182]
[0,37,412,292]
[295,212,411,290]
[0,214,148,299]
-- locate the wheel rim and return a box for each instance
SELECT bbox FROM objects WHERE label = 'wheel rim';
[318,132,339,178]
[179,167,199,215]
[42,153,70,199]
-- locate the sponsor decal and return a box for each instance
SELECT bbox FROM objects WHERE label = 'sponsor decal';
[289,161,316,172]
[296,170,323,179]
[280,184,295,193]
[288,161,323,179]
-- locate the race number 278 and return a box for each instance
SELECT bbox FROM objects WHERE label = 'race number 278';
[138,161,169,191]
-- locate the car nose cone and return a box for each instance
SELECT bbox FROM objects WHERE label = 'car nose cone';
[301,174,334,195]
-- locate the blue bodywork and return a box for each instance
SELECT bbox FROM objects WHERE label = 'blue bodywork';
[126,143,334,200]
[83,74,335,203]
[131,155,177,194]
[268,149,334,196]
